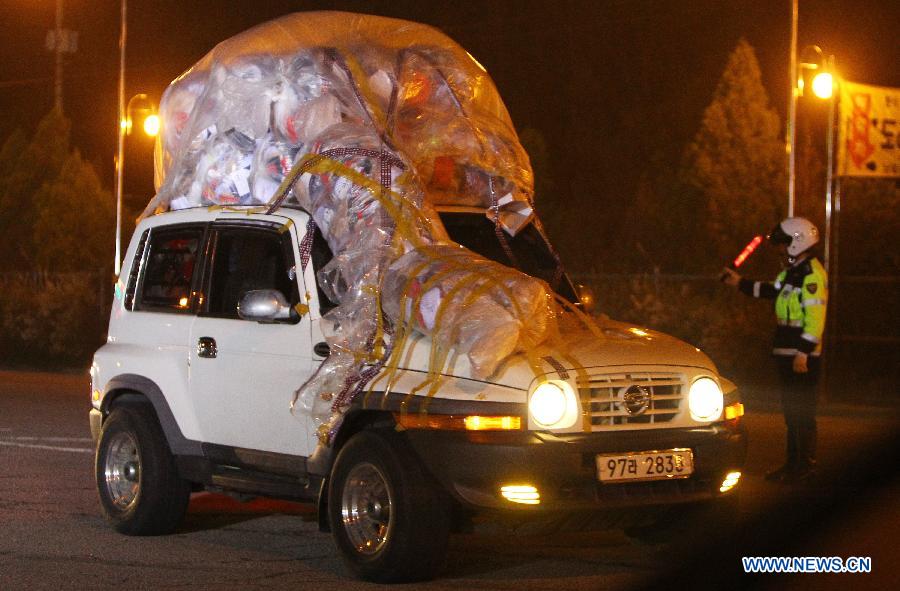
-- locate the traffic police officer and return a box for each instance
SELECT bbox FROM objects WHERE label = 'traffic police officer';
[722,217,827,483]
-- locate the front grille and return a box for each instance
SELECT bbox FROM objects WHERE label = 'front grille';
[578,372,685,429]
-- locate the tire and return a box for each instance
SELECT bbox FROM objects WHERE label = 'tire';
[95,401,191,535]
[328,430,451,582]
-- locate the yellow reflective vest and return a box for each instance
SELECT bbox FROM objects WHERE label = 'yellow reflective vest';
[739,257,828,356]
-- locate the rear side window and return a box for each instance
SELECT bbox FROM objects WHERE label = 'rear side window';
[205,228,297,319]
[136,227,204,312]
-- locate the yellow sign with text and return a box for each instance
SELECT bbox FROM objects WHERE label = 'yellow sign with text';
[838,80,900,178]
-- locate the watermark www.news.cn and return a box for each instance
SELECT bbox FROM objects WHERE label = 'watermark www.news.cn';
[742,556,872,574]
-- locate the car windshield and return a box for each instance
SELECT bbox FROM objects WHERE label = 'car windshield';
[437,211,578,304]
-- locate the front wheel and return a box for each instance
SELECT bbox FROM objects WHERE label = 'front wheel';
[95,401,191,535]
[328,430,450,582]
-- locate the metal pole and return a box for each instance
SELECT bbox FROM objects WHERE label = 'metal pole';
[832,176,841,335]
[823,56,836,276]
[54,0,63,113]
[786,0,798,217]
[821,56,836,404]
[114,0,127,276]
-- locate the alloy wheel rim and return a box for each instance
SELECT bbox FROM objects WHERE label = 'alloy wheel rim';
[103,431,141,509]
[340,462,392,555]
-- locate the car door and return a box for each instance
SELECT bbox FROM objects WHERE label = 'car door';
[128,224,207,442]
[188,219,314,456]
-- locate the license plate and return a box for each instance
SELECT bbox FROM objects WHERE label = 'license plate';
[596,448,694,482]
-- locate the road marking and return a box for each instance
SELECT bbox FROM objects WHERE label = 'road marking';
[9,436,93,442]
[0,441,92,454]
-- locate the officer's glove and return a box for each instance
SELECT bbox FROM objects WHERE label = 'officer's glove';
[793,352,809,374]
[720,267,741,287]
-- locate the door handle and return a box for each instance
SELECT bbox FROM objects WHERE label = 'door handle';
[314,341,330,357]
[197,337,217,359]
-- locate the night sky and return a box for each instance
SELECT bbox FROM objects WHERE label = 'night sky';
[2,0,898,252]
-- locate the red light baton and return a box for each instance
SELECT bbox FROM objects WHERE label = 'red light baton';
[732,235,763,269]
[720,235,763,282]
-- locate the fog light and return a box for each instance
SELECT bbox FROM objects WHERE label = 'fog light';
[500,485,540,505]
[719,471,741,493]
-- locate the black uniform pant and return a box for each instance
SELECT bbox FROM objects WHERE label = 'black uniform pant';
[775,355,821,468]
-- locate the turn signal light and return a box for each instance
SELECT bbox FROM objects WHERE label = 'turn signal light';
[724,402,745,420]
[395,413,522,431]
[500,484,540,505]
[464,416,521,431]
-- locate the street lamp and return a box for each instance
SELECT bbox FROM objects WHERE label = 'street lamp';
[114,92,158,275]
[812,71,834,100]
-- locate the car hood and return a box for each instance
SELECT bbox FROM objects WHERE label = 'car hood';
[393,316,718,392]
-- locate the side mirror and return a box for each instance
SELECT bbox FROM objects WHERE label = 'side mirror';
[237,290,293,322]
[576,283,596,314]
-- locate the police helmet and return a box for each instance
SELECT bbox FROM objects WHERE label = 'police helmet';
[767,217,819,257]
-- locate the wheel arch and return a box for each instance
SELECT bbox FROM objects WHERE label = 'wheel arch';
[101,374,203,456]
[311,406,396,533]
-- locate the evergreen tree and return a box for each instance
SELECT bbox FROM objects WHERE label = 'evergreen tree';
[0,110,112,272]
[682,39,786,262]
[32,150,114,272]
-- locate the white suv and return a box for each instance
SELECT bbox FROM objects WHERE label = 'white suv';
[91,204,746,582]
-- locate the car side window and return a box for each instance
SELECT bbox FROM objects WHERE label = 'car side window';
[205,227,298,320]
[135,227,204,313]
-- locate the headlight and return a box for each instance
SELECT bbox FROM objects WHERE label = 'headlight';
[689,377,724,422]
[529,380,578,429]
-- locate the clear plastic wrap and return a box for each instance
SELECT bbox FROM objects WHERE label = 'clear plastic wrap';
[147,12,532,215]
[146,12,590,443]
[381,245,555,377]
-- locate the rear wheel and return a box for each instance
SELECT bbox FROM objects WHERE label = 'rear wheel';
[328,430,450,582]
[95,401,191,535]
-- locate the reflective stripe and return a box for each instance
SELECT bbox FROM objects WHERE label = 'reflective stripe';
[802,298,826,306]
[777,319,804,327]
[801,333,821,344]
[753,281,761,298]
[773,347,821,357]
[774,281,783,289]
[773,347,798,355]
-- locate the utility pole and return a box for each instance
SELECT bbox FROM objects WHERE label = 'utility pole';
[46,0,77,114]
[55,0,63,111]
[786,0,799,217]
[115,0,128,276]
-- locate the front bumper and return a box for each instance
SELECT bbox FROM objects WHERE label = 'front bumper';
[89,409,103,443]
[405,422,747,511]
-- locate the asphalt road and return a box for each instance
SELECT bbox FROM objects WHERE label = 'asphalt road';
[1,370,897,590]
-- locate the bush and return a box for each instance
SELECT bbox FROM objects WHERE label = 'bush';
[0,272,109,367]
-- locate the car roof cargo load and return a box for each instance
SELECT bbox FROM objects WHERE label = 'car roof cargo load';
[147,11,532,223]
